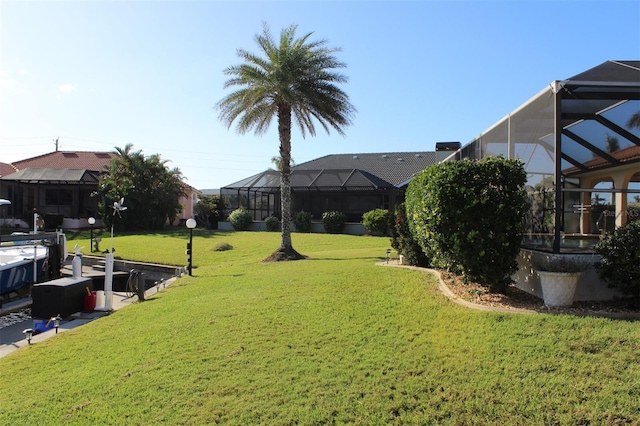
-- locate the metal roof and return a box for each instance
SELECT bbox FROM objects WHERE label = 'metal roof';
[222,151,438,191]
[293,152,437,187]
[0,168,100,184]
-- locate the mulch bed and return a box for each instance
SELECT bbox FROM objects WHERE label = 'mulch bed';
[439,270,640,319]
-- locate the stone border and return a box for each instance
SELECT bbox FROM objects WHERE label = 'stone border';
[378,261,640,319]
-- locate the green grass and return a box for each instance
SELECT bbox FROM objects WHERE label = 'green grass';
[1,230,639,425]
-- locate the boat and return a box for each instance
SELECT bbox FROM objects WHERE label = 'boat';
[0,245,48,295]
[0,232,67,296]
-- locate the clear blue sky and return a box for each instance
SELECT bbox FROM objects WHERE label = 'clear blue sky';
[1,0,638,190]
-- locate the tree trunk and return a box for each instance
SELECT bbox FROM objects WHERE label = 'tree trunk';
[263,104,306,262]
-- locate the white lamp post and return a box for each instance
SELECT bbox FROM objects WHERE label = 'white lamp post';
[88,217,96,252]
[186,218,196,276]
[23,328,33,345]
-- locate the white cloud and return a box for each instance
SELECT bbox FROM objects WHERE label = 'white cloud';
[58,84,77,93]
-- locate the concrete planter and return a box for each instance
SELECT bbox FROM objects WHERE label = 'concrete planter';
[538,271,581,307]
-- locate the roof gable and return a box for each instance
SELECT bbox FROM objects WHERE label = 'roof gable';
[0,162,18,178]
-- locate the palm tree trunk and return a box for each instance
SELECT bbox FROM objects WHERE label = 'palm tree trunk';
[278,105,293,250]
[263,104,306,261]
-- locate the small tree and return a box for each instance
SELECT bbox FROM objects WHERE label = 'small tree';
[595,220,640,307]
[194,194,226,228]
[362,208,392,235]
[406,157,528,293]
[98,144,185,231]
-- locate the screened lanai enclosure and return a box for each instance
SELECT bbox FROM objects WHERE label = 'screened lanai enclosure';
[221,152,439,223]
[221,169,400,223]
[445,60,640,253]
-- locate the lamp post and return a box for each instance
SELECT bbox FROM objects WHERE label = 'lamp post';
[51,315,62,334]
[88,217,96,252]
[186,218,196,276]
[23,328,33,345]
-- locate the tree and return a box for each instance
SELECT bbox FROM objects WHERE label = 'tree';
[217,23,355,261]
[605,134,620,153]
[194,194,226,229]
[98,144,185,231]
[626,112,640,129]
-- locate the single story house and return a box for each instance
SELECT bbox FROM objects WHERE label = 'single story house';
[0,150,200,229]
[221,146,458,223]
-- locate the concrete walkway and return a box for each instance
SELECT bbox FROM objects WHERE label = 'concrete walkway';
[0,277,178,359]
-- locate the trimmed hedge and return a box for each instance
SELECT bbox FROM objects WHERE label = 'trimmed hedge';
[390,203,430,267]
[406,157,528,293]
[293,211,312,233]
[322,211,346,234]
[362,208,392,235]
[228,208,253,231]
[595,220,640,307]
[265,216,280,232]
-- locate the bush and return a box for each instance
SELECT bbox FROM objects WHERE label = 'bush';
[293,211,312,233]
[228,208,253,231]
[390,203,430,267]
[213,242,233,252]
[362,209,392,235]
[595,220,640,307]
[406,157,528,293]
[322,211,347,234]
[265,216,280,232]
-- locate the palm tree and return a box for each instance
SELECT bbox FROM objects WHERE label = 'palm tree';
[218,23,355,261]
[627,112,640,129]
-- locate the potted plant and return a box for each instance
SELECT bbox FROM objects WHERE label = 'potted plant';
[533,255,593,307]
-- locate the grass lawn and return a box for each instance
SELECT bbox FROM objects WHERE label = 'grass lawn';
[0,230,638,425]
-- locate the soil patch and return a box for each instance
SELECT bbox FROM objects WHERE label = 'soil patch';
[439,270,639,319]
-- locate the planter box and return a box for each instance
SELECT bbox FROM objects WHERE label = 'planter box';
[538,271,581,307]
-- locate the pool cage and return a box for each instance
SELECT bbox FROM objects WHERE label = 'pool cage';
[220,168,402,223]
[444,60,640,253]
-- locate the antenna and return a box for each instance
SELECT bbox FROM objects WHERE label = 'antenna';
[54,137,59,151]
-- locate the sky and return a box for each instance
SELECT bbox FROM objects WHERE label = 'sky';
[1,0,639,191]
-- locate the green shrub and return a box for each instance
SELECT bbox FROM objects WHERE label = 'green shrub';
[595,220,640,307]
[406,157,528,293]
[390,203,430,267]
[293,211,312,233]
[322,211,347,234]
[228,208,253,231]
[265,216,280,232]
[362,208,392,235]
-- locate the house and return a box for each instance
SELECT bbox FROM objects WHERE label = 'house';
[446,60,639,253]
[220,148,455,223]
[0,150,201,229]
[445,60,639,301]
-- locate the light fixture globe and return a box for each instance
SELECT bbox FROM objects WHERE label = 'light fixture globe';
[88,217,96,225]
[186,218,197,229]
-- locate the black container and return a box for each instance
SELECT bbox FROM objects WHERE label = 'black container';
[31,277,93,319]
